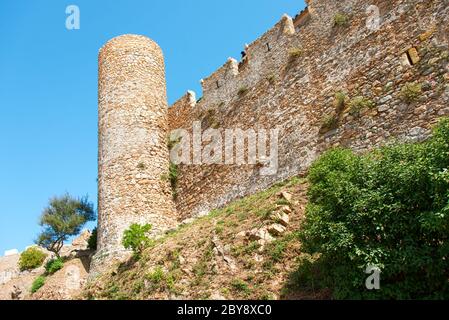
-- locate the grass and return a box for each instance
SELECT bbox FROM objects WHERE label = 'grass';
[267,232,298,262]
[230,279,251,295]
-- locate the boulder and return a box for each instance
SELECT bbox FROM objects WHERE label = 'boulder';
[268,224,287,236]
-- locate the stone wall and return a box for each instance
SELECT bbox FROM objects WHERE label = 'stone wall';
[94,35,178,271]
[168,0,449,220]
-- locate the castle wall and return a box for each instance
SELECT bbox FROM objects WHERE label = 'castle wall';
[95,35,177,269]
[168,0,449,220]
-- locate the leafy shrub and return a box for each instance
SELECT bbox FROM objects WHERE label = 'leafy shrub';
[88,228,97,251]
[400,82,422,103]
[299,118,449,299]
[288,48,303,59]
[45,258,64,275]
[321,114,338,132]
[334,13,349,27]
[31,276,46,293]
[349,96,375,117]
[19,247,47,271]
[122,223,153,257]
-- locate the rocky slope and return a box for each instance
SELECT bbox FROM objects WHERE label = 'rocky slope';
[1,176,327,300]
[0,231,93,300]
[84,176,327,300]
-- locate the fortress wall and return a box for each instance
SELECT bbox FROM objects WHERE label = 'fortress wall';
[168,0,449,220]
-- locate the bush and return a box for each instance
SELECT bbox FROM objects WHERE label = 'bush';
[334,13,349,27]
[45,258,64,275]
[321,114,338,132]
[400,82,422,103]
[19,247,47,271]
[88,228,97,251]
[122,223,153,257]
[299,118,449,299]
[31,276,46,293]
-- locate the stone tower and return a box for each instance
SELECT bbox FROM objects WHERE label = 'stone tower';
[93,34,177,271]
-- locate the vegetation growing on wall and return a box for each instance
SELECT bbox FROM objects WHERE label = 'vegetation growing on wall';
[400,82,423,103]
[348,96,375,117]
[333,13,349,27]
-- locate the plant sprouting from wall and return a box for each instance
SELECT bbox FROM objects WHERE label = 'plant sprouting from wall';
[333,91,347,112]
[320,114,339,132]
[334,13,349,27]
[349,96,375,117]
[162,162,179,200]
[238,86,249,97]
[400,82,423,103]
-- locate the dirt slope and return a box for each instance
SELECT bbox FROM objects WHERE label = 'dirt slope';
[84,176,327,300]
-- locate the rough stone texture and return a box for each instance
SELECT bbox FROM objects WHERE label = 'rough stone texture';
[93,34,178,274]
[92,0,449,276]
[168,0,449,220]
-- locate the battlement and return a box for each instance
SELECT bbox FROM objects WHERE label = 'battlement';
[169,0,368,114]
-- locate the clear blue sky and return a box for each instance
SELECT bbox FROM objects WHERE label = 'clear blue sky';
[0,0,306,255]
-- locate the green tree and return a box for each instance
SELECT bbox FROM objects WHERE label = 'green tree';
[36,194,95,257]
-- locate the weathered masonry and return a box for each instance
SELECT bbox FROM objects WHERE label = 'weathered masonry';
[94,0,449,272]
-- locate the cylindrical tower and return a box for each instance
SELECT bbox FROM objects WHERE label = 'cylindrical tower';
[93,34,177,271]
